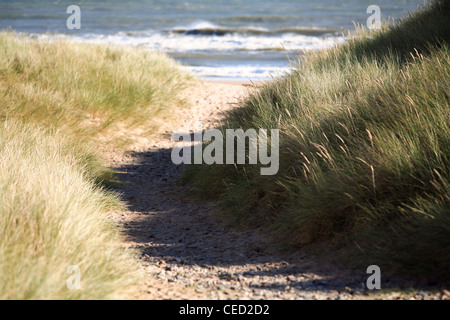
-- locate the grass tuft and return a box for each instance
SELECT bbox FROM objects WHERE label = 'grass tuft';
[0,32,194,146]
[0,121,137,299]
[182,0,450,283]
[0,32,194,298]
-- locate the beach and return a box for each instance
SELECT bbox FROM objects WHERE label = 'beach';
[1,0,448,301]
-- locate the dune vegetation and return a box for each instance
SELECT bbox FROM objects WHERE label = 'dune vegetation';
[0,32,192,299]
[182,0,450,283]
[0,32,193,146]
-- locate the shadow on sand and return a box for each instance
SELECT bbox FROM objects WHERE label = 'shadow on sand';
[113,142,424,295]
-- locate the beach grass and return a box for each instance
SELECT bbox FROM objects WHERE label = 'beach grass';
[0,121,137,299]
[182,0,450,282]
[0,32,193,147]
[0,32,193,299]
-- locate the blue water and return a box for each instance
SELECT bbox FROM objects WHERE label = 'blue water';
[0,0,422,80]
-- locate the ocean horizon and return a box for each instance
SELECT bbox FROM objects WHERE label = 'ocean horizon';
[0,0,422,81]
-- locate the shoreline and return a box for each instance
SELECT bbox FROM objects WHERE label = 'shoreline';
[207,79,265,87]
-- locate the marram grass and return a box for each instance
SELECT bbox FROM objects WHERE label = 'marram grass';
[0,31,194,146]
[0,32,194,298]
[0,121,137,299]
[182,0,450,282]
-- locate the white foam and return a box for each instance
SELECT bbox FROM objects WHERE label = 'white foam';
[181,65,290,80]
[60,29,343,53]
[173,20,221,31]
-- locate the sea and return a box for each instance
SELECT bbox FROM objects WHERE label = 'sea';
[0,0,422,81]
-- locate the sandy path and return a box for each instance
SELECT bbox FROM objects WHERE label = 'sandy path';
[108,81,441,300]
